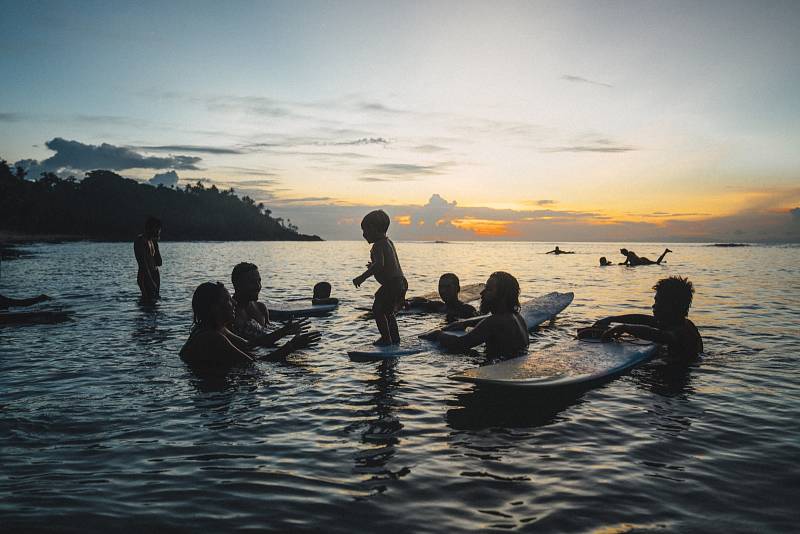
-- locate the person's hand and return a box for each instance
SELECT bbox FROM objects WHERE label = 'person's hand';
[419,329,442,341]
[283,317,310,336]
[353,275,365,288]
[601,325,626,342]
[288,331,321,351]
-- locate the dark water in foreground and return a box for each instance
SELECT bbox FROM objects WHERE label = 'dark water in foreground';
[1,241,799,532]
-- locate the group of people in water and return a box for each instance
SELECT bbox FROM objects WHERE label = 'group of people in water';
[546,244,673,267]
[129,210,702,371]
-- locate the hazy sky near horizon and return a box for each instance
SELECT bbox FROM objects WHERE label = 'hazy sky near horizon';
[1,0,799,241]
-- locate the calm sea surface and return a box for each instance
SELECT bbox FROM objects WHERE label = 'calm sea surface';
[1,241,798,532]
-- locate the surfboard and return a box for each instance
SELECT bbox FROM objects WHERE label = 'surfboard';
[347,291,574,362]
[267,301,338,319]
[0,309,72,325]
[448,338,658,389]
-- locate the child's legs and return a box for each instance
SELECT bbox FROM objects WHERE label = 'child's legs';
[373,311,392,341]
[655,248,670,264]
[387,312,400,343]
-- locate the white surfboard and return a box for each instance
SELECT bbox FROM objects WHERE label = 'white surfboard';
[347,291,574,362]
[449,338,658,389]
[267,301,338,319]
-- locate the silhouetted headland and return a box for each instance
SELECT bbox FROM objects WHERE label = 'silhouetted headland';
[0,161,321,242]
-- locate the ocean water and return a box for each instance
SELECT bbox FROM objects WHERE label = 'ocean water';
[1,241,798,532]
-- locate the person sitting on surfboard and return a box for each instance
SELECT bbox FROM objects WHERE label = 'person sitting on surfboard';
[134,216,162,302]
[352,210,408,346]
[180,282,320,369]
[229,262,314,347]
[619,247,671,266]
[312,281,339,305]
[546,246,574,254]
[422,271,529,359]
[581,276,703,359]
[405,273,477,321]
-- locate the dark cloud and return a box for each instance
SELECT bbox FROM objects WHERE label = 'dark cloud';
[149,170,179,187]
[0,112,25,122]
[534,199,556,206]
[561,75,613,88]
[328,137,388,146]
[14,138,202,177]
[362,162,450,179]
[138,144,246,154]
[413,144,447,153]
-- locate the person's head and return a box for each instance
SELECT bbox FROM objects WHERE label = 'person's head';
[144,216,162,239]
[555,246,561,251]
[652,276,694,325]
[231,262,261,301]
[599,256,609,266]
[480,271,520,314]
[360,210,390,243]
[313,281,332,299]
[438,273,461,303]
[619,248,629,256]
[191,282,234,329]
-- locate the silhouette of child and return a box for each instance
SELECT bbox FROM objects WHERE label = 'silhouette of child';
[134,216,162,301]
[579,276,703,359]
[312,281,339,305]
[405,273,477,321]
[352,210,407,345]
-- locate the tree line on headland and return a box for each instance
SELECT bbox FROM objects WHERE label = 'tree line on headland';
[0,160,321,241]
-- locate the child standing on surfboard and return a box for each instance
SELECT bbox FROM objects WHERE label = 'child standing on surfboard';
[353,210,408,346]
[580,275,703,359]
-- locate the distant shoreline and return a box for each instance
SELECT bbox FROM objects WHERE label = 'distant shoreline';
[0,231,323,244]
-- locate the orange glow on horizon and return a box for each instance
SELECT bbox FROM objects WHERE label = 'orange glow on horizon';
[452,217,514,236]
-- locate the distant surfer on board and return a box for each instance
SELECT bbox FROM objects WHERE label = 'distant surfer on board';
[619,247,671,266]
[404,273,478,321]
[352,210,408,346]
[546,246,574,255]
[180,282,320,369]
[579,276,703,359]
[421,271,529,359]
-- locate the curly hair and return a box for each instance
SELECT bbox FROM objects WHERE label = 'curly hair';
[653,276,694,317]
[489,271,520,312]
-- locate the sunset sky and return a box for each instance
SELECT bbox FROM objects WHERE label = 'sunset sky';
[2,0,798,241]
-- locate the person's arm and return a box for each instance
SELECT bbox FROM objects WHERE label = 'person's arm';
[546,249,555,254]
[153,241,162,267]
[592,314,656,328]
[182,331,255,366]
[249,318,310,347]
[134,238,158,293]
[436,317,493,352]
[353,244,384,287]
[259,331,322,361]
[601,323,674,345]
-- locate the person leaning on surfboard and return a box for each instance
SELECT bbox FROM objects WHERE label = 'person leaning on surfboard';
[579,275,703,360]
[421,271,529,359]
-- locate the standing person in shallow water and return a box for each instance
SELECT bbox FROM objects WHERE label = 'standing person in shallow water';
[134,216,162,301]
[229,262,315,347]
[579,276,703,360]
[619,247,671,266]
[352,210,408,346]
[422,271,529,359]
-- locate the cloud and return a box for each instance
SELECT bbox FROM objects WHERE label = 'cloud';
[14,138,202,177]
[360,162,450,181]
[149,170,180,187]
[138,144,246,154]
[413,145,447,153]
[543,145,636,153]
[561,75,613,88]
[533,199,556,206]
[0,112,25,122]
[328,137,388,146]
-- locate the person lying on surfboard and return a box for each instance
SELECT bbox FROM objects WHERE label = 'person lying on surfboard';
[421,271,529,359]
[180,282,320,369]
[546,246,574,254]
[579,275,703,359]
[353,210,408,346]
[0,293,51,308]
[404,273,478,321]
[229,262,315,347]
[312,281,339,305]
[619,247,671,266]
